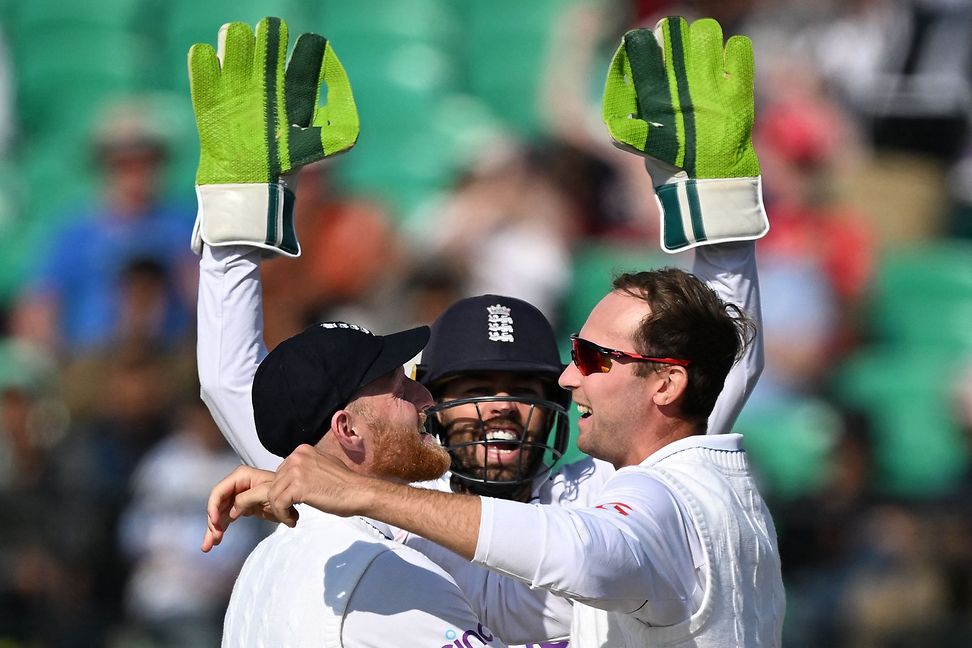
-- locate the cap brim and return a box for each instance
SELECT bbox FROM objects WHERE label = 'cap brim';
[422,359,566,386]
[360,325,431,388]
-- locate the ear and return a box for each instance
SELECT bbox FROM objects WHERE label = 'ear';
[651,365,689,407]
[330,408,366,458]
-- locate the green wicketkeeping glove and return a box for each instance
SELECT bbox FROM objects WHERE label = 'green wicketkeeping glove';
[188,17,359,256]
[602,16,768,253]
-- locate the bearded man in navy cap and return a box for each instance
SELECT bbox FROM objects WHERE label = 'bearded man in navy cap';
[206,316,513,646]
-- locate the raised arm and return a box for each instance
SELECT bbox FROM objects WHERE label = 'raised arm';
[197,245,278,469]
[188,18,358,468]
[694,242,763,435]
[604,16,767,434]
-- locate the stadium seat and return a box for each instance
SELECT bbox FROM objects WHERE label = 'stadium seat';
[13,26,145,140]
[460,0,563,134]
[10,0,143,31]
[734,399,840,500]
[832,349,968,496]
[559,241,679,346]
[867,242,972,351]
[322,0,458,42]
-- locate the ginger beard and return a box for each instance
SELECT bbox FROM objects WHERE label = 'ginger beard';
[369,418,451,483]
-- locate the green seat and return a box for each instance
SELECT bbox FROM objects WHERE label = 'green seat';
[14,27,145,137]
[734,400,840,500]
[867,242,972,351]
[832,349,968,496]
[10,0,143,31]
[459,0,563,133]
[322,0,458,42]
[149,0,289,91]
[560,241,678,346]
[465,35,549,133]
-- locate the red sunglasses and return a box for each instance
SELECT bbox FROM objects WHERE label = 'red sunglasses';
[569,335,690,376]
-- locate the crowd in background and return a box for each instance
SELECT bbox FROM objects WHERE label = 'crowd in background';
[0,0,971,646]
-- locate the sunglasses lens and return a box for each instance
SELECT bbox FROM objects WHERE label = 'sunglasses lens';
[571,338,610,375]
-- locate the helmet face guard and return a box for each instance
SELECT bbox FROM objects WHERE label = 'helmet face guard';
[428,394,570,498]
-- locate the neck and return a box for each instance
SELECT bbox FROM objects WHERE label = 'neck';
[620,418,698,468]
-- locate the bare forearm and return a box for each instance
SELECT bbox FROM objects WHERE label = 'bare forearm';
[364,479,482,560]
[269,445,484,558]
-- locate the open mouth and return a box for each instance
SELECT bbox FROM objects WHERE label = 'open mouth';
[577,404,593,419]
[485,428,521,453]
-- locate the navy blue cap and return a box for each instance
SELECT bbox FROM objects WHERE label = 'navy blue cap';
[417,295,564,388]
[253,322,430,457]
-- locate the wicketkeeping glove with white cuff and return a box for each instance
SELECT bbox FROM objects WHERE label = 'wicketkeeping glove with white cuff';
[602,16,768,253]
[188,17,358,256]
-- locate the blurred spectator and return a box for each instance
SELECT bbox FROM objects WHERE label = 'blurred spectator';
[748,85,877,410]
[745,0,972,161]
[259,160,402,348]
[0,339,62,488]
[58,255,196,423]
[839,503,952,647]
[33,343,182,643]
[947,142,972,238]
[418,138,577,326]
[398,258,465,328]
[0,339,88,646]
[12,96,196,357]
[116,396,268,648]
[538,0,660,239]
[775,414,878,646]
[757,91,877,351]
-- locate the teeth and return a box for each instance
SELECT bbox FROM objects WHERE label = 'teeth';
[577,404,592,417]
[486,429,518,441]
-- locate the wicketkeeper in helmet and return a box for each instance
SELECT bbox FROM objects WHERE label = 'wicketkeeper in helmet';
[417,294,571,501]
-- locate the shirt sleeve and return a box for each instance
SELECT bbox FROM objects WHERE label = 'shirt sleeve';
[474,470,700,626]
[401,533,571,645]
[197,245,281,470]
[693,241,763,435]
[343,545,507,648]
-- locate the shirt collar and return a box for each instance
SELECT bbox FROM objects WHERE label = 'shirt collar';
[357,517,395,540]
[639,432,744,468]
[292,505,395,540]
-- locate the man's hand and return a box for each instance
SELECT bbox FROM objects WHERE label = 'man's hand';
[201,464,295,553]
[602,16,768,252]
[223,445,483,559]
[250,444,374,521]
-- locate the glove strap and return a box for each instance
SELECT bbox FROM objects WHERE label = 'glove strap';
[655,176,769,253]
[191,182,299,257]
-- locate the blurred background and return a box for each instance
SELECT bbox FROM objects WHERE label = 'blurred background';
[0,0,970,646]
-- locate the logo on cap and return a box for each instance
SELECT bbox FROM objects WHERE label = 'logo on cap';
[486,305,514,342]
[320,322,373,335]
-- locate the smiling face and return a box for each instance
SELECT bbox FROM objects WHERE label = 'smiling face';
[559,290,676,468]
[349,367,451,483]
[433,372,557,492]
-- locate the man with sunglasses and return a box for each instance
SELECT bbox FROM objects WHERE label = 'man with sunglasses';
[207,16,784,647]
